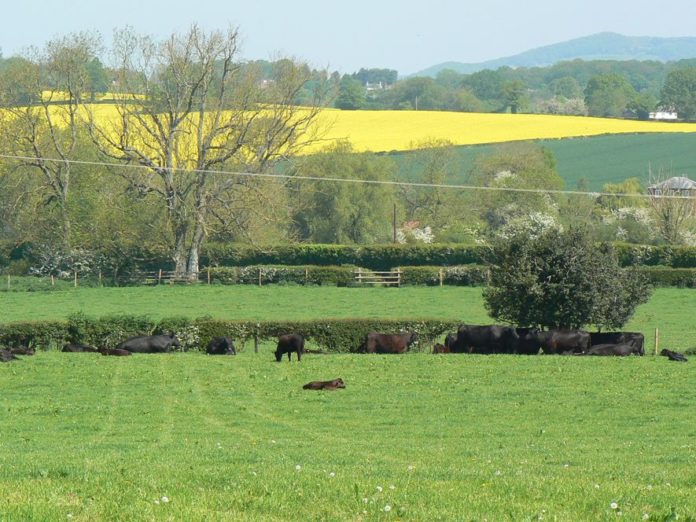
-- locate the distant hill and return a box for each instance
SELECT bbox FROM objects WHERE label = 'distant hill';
[413,32,696,77]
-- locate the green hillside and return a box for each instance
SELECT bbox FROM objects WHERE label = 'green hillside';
[391,133,696,191]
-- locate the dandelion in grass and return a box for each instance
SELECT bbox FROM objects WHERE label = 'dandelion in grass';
[329,472,335,478]
[161,496,169,503]
[389,485,395,490]
[642,514,649,520]
[295,465,302,471]
[610,502,618,510]
[383,505,392,513]
[154,500,160,505]
[363,497,369,504]
[407,465,414,471]
[376,486,383,492]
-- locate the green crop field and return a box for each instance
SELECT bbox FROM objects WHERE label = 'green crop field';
[391,133,696,191]
[1,286,694,351]
[1,349,695,521]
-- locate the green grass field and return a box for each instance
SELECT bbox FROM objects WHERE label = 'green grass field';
[1,286,694,352]
[391,133,696,191]
[1,350,695,521]
[2,286,695,520]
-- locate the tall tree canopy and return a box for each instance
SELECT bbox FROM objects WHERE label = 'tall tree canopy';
[483,227,652,330]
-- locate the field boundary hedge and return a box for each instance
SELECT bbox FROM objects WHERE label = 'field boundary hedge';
[0,315,460,354]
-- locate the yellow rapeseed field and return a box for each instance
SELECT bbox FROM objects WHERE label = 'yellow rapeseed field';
[17,103,696,155]
[309,108,696,153]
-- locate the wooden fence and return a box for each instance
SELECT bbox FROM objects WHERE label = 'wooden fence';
[354,268,402,287]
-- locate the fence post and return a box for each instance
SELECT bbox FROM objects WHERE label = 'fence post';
[98,270,103,286]
[654,327,659,356]
[258,268,262,286]
[439,268,444,287]
[51,275,55,286]
[207,267,211,285]
[254,335,259,354]
[74,271,78,288]
[305,266,309,285]
[158,269,163,285]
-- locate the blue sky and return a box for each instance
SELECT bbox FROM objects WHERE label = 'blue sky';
[4,0,696,75]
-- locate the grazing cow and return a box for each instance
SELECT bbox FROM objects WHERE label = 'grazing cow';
[1,350,19,362]
[432,343,450,354]
[521,329,591,355]
[62,343,98,353]
[303,378,346,390]
[359,332,418,354]
[117,334,180,353]
[9,347,35,356]
[451,325,519,354]
[660,349,688,362]
[585,343,639,356]
[590,332,645,356]
[275,334,305,362]
[206,336,236,355]
[99,347,132,357]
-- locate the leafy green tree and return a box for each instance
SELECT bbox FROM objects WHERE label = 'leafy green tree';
[335,76,364,109]
[660,67,696,120]
[501,80,527,113]
[550,76,582,99]
[290,142,395,243]
[628,91,657,120]
[483,228,652,330]
[584,73,637,117]
[467,143,563,235]
[387,77,447,110]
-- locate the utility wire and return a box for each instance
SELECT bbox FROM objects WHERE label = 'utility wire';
[0,153,693,200]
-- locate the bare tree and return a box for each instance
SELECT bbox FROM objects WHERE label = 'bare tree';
[646,167,696,244]
[87,25,328,277]
[0,32,102,247]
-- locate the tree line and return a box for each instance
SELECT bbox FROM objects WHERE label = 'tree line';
[335,59,696,119]
[0,26,694,281]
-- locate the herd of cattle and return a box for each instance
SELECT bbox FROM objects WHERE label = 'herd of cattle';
[0,325,689,363]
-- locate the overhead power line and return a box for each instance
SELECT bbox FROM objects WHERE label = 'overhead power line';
[0,153,693,200]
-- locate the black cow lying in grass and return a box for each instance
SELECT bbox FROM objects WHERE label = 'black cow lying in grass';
[585,343,638,356]
[1,350,19,362]
[660,349,688,362]
[275,334,304,362]
[117,334,180,353]
[7,347,35,356]
[99,347,132,357]
[303,378,345,390]
[206,336,236,355]
[62,343,98,353]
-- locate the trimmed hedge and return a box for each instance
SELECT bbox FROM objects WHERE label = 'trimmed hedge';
[0,316,460,353]
[636,266,696,288]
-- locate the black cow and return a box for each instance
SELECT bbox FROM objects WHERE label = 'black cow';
[451,325,519,354]
[359,332,418,354]
[275,334,305,362]
[590,332,645,356]
[9,347,35,356]
[303,378,346,390]
[515,328,542,355]
[521,329,591,355]
[585,343,639,356]
[117,334,180,353]
[444,332,457,351]
[99,347,132,357]
[62,343,98,353]
[206,336,236,355]
[1,350,19,363]
[660,349,688,362]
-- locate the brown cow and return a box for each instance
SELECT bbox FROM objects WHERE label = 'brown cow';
[303,378,346,390]
[432,343,450,354]
[359,332,418,354]
[1,350,19,363]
